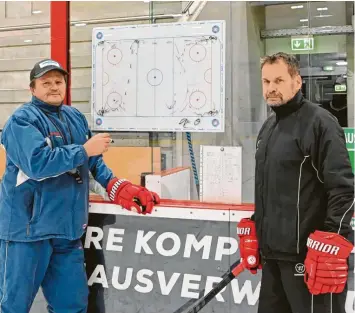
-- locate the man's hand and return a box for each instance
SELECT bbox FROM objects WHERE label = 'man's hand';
[83,133,112,157]
[107,178,160,214]
[304,230,354,295]
[237,218,262,274]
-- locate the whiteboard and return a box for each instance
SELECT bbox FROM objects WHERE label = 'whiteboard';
[199,145,242,204]
[91,20,226,132]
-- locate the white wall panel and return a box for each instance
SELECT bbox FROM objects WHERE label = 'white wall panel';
[5,1,32,19]
[0,1,50,27]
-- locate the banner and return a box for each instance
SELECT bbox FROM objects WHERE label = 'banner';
[31,203,355,313]
[344,127,355,172]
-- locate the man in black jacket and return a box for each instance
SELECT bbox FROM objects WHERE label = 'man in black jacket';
[237,52,354,313]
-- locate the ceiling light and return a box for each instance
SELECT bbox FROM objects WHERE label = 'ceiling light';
[336,61,348,66]
[24,39,32,43]
[32,10,42,14]
[322,65,334,71]
[300,19,308,22]
[291,5,303,9]
[315,14,333,18]
[317,7,328,11]
[74,23,87,27]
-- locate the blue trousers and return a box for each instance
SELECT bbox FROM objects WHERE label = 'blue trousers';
[0,238,88,313]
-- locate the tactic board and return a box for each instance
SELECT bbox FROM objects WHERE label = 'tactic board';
[199,145,242,204]
[91,20,226,132]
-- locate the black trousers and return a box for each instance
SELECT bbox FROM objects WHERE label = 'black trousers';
[258,259,348,313]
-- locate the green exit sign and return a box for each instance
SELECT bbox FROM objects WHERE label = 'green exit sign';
[291,37,314,51]
[335,84,347,92]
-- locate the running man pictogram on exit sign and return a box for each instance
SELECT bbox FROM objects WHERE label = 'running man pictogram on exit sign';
[291,37,314,51]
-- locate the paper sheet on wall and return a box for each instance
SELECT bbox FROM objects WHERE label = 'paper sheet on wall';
[199,145,242,204]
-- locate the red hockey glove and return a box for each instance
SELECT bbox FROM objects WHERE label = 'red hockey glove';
[304,230,354,295]
[107,178,160,214]
[237,218,262,274]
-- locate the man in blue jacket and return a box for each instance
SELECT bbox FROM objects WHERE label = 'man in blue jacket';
[0,59,160,313]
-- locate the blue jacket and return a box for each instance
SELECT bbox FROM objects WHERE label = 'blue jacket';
[0,96,114,242]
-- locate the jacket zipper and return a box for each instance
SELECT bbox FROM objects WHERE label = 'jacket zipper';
[260,120,278,253]
[58,110,74,144]
[45,116,68,145]
[56,109,75,237]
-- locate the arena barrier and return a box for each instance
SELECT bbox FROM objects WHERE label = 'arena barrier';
[31,198,355,313]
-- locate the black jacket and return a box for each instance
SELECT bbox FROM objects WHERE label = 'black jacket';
[253,90,354,262]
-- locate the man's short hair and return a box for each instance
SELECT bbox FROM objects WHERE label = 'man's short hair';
[261,52,300,77]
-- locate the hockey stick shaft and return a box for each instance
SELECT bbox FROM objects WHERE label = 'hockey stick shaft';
[186,261,245,313]
[172,259,244,313]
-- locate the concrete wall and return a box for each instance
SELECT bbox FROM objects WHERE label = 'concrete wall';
[346,2,354,127]
[347,33,354,127]
[184,1,266,202]
[0,1,182,129]
[0,1,49,128]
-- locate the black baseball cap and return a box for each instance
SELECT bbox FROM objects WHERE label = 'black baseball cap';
[30,59,68,82]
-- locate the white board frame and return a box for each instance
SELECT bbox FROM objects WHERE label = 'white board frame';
[91,20,226,133]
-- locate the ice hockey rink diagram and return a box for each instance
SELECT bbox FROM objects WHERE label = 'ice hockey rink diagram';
[91,21,226,132]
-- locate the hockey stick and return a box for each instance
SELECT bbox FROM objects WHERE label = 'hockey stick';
[172,259,245,313]
[186,132,200,199]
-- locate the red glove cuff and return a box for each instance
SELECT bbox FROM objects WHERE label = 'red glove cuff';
[107,178,129,201]
[237,218,257,238]
[107,178,160,214]
[306,231,353,259]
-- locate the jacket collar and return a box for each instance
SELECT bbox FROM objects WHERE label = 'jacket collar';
[271,89,303,118]
[31,96,62,113]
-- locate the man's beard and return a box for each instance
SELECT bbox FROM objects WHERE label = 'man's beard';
[268,101,284,107]
[266,94,284,107]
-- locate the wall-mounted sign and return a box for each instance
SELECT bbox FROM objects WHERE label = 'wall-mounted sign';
[335,84,347,92]
[291,37,314,51]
